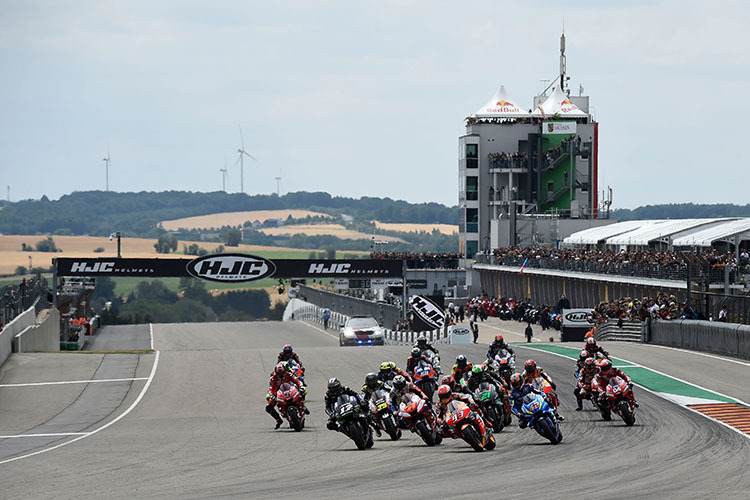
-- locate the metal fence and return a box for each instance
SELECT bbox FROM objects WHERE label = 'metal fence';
[298,285,402,329]
[1,275,49,329]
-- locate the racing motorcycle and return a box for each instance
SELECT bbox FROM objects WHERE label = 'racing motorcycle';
[369,389,401,440]
[472,381,507,432]
[412,359,439,401]
[397,393,442,446]
[275,382,306,432]
[287,360,305,385]
[421,349,442,376]
[442,400,496,452]
[518,391,562,444]
[332,394,374,450]
[603,376,637,426]
[489,349,515,386]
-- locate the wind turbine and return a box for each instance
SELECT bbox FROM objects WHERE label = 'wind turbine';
[235,126,256,194]
[220,164,228,192]
[102,147,111,191]
[274,176,281,196]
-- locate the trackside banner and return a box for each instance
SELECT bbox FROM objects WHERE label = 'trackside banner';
[54,255,403,283]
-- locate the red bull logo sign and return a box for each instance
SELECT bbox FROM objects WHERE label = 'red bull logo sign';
[486,99,521,114]
[559,98,579,113]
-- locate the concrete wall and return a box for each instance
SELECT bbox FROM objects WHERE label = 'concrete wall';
[649,319,750,359]
[299,285,402,328]
[0,306,36,367]
[13,307,61,353]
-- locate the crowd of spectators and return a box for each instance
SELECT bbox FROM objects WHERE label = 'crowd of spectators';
[370,251,461,269]
[488,152,529,170]
[490,246,746,283]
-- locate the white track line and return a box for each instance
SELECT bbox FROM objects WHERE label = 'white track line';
[149,323,154,351]
[0,377,148,388]
[516,344,750,441]
[299,320,338,340]
[0,350,160,465]
[0,433,89,439]
[633,343,750,367]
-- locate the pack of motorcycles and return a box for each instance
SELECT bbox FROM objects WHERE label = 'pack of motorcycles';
[272,347,638,451]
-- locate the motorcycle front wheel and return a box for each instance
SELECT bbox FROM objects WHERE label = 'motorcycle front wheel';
[348,421,367,450]
[619,400,635,426]
[536,419,559,445]
[415,420,436,446]
[382,414,401,441]
[461,425,484,452]
[288,406,303,432]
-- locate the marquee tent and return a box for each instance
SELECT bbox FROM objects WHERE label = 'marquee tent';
[473,85,530,118]
[531,86,588,119]
[672,218,750,247]
[562,220,651,246]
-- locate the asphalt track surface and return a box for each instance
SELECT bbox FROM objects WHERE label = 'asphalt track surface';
[1,321,749,499]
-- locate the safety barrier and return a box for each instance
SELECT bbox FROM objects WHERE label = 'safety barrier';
[13,307,61,353]
[648,319,750,359]
[285,299,450,345]
[595,319,645,343]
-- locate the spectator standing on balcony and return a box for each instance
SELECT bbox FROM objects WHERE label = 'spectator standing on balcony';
[718,307,727,322]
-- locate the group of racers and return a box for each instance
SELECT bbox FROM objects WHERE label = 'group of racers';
[264,334,637,436]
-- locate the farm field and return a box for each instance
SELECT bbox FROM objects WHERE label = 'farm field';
[374,221,458,235]
[258,223,404,242]
[0,235,329,276]
[160,209,329,230]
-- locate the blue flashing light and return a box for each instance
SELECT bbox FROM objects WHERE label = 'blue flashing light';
[358,340,363,344]
[367,340,372,343]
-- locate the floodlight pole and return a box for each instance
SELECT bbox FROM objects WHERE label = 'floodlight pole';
[110,232,121,258]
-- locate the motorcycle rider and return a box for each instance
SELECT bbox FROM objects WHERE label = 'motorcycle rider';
[464,363,511,420]
[277,344,305,383]
[388,374,429,415]
[487,334,516,360]
[413,334,440,356]
[378,361,412,384]
[406,347,433,376]
[593,359,638,408]
[324,378,380,436]
[266,362,308,429]
[574,349,589,378]
[451,354,473,384]
[575,357,598,410]
[440,374,462,393]
[435,384,481,433]
[509,373,536,428]
[361,372,386,402]
[585,337,610,359]
[522,359,564,421]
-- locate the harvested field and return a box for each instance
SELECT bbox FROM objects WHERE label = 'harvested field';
[374,221,458,235]
[0,235,314,275]
[258,224,404,242]
[160,210,329,230]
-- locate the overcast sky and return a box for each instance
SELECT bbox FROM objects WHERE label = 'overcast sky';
[1,1,748,210]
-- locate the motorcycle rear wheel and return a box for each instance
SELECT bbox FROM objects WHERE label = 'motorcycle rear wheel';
[483,432,496,451]
[461,426,484,452]
[348,421,367,450]
[619,400,635,426]
[288,406,303,432]
[416,420,436,446]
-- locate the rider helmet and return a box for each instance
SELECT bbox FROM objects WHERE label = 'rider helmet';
[327,377,343,395]
[417,334,427,346]
[471,364,484,376]
[379,361,395,374]
[586,338,598,351]
[599,359,612,373]
[524,359,537,374]
[437,384,452,402]
[392,375,407,391]
[455,354,468,369]
[440,375,453,386]
[510,373,523,389]
[282,344,293,354]
[579,350,589,360]
[274,362,288,377]
[364,373,379,389]
[584,357,595,369]
[494,334,504,344]
[410,347,422,358]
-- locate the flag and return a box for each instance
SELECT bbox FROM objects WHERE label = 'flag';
[519,258,529,274]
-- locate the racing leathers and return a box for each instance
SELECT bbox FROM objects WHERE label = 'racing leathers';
[436,392,480,434]
[413,339,439,356]
[509,383,537,428]
[593,367,637,407]
[389,382,428,414]
[465,370,511,419]
[575,364,598,410]
[324,385,378,432]
[451,362,473,386]
[585,343,610,359]
[361,378,387,403]
[523,366,563,420]
[266,370,307,427]
[378,364,412,385]
[487,340,515,361]
[406,353,433,376]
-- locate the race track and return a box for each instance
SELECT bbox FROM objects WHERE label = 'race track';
[1,320,749,499]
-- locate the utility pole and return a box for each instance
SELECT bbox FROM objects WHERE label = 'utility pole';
[103,152,111,191]
[274,176,281,196]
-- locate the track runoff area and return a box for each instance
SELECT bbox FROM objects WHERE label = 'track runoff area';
[1,320,749,499]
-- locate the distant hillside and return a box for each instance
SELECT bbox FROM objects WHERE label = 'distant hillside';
[611,203,750,221]
[0,191,458,237]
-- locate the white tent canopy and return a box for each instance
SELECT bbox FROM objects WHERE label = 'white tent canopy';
[606,219,720,246]
[672,218,750,247]
[474,85,530,118]
[531,85,588,118]
[562,220,651,245]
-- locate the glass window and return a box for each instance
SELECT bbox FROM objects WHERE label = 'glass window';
[466,241,478,259]
[466,144,478,158]
[466,158,478,169]
[466,208,478,223]
[466,176,478,191]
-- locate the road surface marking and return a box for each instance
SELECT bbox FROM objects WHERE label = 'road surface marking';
[0,377,148,388]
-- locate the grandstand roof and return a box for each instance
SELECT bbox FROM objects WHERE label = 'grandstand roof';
[672,218,750,247]
[562,220,650,245]
[474,85,530,118]
[606,218,725,246]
